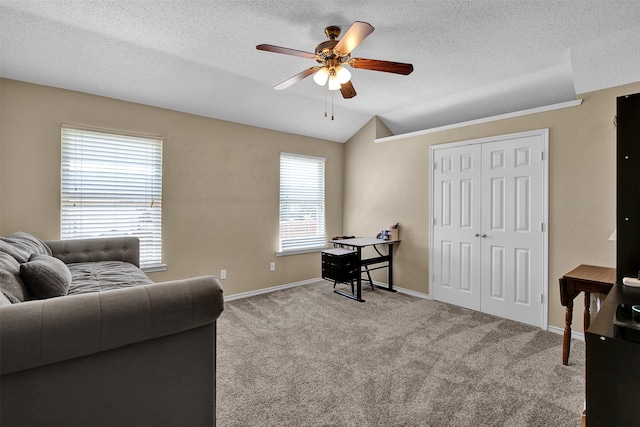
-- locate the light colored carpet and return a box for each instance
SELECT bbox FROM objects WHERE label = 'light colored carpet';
[216,281,585,426]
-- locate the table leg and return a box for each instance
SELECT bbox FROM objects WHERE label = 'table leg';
[584,292,591,332]
[563,298,574,365]
[356,247,363,301]
[388,243,395,291]
[369,244,397,293]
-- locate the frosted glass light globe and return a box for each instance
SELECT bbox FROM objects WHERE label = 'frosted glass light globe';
[335,65,351,84]
[313,67,329,86]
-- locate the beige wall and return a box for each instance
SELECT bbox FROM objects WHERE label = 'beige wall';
[0,78,344,296]
[3,76,640,331]
[344,80,640,331]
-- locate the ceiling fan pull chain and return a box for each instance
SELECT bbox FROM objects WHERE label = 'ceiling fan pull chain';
[324,84,328,117]
[331,90,334,121]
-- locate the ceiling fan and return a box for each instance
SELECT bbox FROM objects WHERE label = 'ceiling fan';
[256,21,413,100]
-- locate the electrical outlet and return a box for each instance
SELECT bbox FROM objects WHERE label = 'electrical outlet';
[220,269,227,279]
[270,262,276,271]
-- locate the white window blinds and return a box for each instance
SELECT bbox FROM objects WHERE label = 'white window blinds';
[61,127,163,268]
[279,153,326,253]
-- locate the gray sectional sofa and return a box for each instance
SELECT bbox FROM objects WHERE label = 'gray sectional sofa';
[0,232,224,427]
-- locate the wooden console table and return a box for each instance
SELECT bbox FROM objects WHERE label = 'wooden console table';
[558,264,616,365]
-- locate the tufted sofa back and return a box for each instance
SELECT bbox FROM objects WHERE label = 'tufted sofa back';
[45,236,140,267]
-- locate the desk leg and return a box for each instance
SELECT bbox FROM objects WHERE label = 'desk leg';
[584,292,591,332]
[356,247,363,301]
[563,299,573,366]
[372,243,398,293]
[388,243,395,292]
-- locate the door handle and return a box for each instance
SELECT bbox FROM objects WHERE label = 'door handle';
[475,233,480,237]
[481,234,487,238]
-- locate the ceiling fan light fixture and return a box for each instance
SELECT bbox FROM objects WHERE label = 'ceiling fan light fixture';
[257,21,413,113]
[328,74,341,91]
[335,65,351,84]
[313,67,330,86]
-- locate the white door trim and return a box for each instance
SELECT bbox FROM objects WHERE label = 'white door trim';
[429,128,549,330]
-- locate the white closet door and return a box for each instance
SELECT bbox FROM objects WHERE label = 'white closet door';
[480,135,544,326]
[431,144,482,311]
[430,130,547,328]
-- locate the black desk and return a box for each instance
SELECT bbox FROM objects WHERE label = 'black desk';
[328,237,399,302]
[586,282,640,426]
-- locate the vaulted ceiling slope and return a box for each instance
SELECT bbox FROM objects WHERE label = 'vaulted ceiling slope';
[1,1,639,143]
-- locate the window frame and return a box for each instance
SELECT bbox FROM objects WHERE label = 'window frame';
[60,125,164,271]
[277,152,327,256]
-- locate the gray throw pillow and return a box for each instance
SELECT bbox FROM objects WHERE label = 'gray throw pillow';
[20,254,72,299]
[0,252,30,303]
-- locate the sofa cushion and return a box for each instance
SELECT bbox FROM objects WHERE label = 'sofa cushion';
[20,254,72,299]
[67,261,153,295]
[0,252,31,303]
[4,231,52,257]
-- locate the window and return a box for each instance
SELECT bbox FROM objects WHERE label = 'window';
[61,127,163,269]
[278,153,326,254]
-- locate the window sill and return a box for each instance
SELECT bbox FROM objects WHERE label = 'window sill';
[277,246,328,256]
[142,263,167,273]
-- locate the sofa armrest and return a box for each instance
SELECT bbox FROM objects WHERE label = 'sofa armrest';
[0,275,224,375]
[45,236,141,267]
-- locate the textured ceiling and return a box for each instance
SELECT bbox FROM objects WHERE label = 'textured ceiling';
[1,0,639,142]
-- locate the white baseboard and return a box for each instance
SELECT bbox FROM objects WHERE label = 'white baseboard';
[223,278,320,302]
[395,287,430,299]
[224,278,432,302]
[547,324,584,341]
[369,280,431,300]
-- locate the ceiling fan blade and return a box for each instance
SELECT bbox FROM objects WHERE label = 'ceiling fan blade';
[333,21,374,56]
[273,67,320,90]
[349,58,414,75]
[256,44,316,60]
[340,81,357,99]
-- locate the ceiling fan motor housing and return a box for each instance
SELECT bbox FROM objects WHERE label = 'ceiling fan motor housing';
[315,40,349,66]
[316,26,351,65]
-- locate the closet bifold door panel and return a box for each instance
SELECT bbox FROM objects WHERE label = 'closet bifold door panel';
[431,130,547,328]
[431,144,482,311]
[479,135,545,327]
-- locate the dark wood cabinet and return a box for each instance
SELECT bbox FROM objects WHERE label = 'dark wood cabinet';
[616,92,640,282]
[586,284,640,426]
[585,92,640,426]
